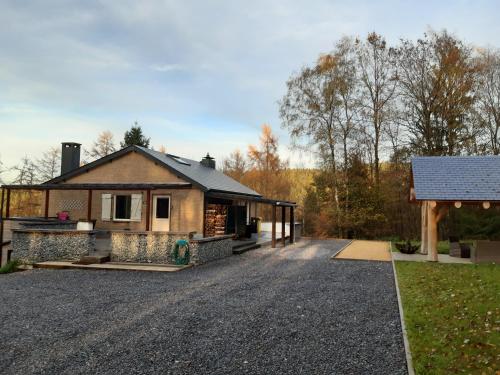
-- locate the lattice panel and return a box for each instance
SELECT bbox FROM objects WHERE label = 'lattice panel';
[57,199,86,211]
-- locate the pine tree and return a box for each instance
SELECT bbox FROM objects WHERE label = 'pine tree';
[120,122,150,148]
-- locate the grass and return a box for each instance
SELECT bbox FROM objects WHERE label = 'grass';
[391,240,450,254]
[0,260,20,274]
[395,261,500,374]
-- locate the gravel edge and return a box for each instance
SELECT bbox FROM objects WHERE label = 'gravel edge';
[329,239,353,259]
[391,246,415,375]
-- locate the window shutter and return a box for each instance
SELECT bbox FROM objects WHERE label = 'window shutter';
[101,194,112,221]
[131,194,142,221]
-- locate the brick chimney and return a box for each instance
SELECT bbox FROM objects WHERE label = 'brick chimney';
[61,142,81,175]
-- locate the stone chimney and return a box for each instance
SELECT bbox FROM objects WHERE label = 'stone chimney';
[61,142,81,175]
[200,153,215,169]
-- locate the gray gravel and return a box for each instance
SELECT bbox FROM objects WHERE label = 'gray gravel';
[0,239,407,374]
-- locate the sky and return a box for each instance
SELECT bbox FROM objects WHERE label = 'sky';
[1,0,500,181]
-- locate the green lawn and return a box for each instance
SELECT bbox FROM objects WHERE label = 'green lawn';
[391,240,450,254]
[395,261,500,374]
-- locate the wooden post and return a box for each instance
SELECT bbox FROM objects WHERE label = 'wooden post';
[271,205,276,248]
[420,201,428,254]
[202,194,207,237]
[44,190,50,219]
[290,206,295,244]
[5,188,10,218]
[0,188,4,263]
[281,205,286,247]
[427,203,448,262]
[145,190,151,231]
[87,189,92,221]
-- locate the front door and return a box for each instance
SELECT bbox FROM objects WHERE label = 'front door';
[152,195,170,231]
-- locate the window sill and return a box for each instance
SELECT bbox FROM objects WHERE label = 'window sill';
[112,218,141,222]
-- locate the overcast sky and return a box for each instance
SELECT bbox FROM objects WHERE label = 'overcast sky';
[1,0,500,180]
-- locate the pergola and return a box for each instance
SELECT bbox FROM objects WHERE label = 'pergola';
[410,156,500,261]
[0,183,192,248]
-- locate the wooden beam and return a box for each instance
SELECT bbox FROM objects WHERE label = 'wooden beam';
[87,189,92,221]
[44,190,50,219]
[289,206,295,244]
[5,188,10,218]
[1,183,192,190]
[145,190,151,231]
[271,205,276,248]
[281,206,286,247]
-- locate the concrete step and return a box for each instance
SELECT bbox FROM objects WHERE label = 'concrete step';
[233,243,260,255]
[74,254,110,265]
[232,240,257,250]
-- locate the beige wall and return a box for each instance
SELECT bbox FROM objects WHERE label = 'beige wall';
[48,151,205,234]
[66,151,186,184]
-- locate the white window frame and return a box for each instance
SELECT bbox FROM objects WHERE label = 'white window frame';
[112,194,142,222]
[113,195,132,222]
[153,195,171,220]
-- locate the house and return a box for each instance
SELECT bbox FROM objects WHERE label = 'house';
[0,142,296,266]
[410,156,500,263]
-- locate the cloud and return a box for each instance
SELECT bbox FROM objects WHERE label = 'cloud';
[150,63,186,72]
[1,0,500,179]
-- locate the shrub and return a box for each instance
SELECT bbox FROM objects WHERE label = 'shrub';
[0,260,20,274]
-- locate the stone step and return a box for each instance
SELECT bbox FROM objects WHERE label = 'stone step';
[74,254,110,265]
[232,240,257,250]
[233,244,260,255]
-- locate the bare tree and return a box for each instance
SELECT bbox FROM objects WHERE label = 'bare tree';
[12,156,38,184]
[87,131,116,160]
[36,147,61,182]
[396,31,478,156]
[356,32,398,185]
[222,149,247,181]
[0,156,5,184]
[475,48,500,154]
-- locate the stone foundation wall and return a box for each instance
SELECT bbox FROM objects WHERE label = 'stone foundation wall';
[190,235,233,265]
[110,231,233,265]
[110,231,194,263]
[11,229,95,263]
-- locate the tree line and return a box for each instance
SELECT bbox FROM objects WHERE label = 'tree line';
[0,123,151,185]
[276,29,500,239]
[211,29,500,240]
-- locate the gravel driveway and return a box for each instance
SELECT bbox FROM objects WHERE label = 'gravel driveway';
[0,239,407,374]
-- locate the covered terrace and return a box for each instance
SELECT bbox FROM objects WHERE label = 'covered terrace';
[410,156,500,262]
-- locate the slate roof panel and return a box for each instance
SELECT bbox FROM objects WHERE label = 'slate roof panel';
[139,147,261,197]
[411,156,500,201]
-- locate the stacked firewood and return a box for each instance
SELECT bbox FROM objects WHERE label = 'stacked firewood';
[205,204,228,237]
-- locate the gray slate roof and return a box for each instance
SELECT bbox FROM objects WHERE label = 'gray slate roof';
[139,147,261,196]
[411,156,500,201]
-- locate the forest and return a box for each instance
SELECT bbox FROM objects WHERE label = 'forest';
[224,30,500,241]
[2,30,500,241]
